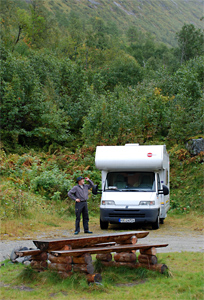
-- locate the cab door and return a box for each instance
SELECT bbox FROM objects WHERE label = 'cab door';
[157,173,165,219]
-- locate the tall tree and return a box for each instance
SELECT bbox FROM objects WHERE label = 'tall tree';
[0,0,17,48]
[28,0,59,49]
[176,24,204,64]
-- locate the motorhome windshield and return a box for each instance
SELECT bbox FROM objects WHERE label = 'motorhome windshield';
[105,172,155,191]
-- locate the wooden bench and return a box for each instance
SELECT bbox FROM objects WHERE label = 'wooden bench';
[50,243,168,257]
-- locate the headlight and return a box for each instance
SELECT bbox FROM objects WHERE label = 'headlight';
[102,200,115,205]
[139,201,155,205]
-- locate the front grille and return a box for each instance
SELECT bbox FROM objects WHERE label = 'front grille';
[109,210,145,218]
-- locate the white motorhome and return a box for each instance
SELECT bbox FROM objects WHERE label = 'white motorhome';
[95,144,170,230]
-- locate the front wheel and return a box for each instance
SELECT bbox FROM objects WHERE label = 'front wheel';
[100,219,109,230]
[160,218,164,224]
[152,215,160,230]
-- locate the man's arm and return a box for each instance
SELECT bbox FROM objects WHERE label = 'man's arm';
[68,186,77,201]
[85,177,94,189]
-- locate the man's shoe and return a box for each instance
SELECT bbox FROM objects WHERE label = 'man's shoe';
[85,231,93,234]
[74,231,79,235]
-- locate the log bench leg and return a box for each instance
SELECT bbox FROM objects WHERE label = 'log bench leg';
[87,273,102,284]
[138,254,157,265]
[100,260,168,274]
[31,252,48,261]
[30,260,48,271]
[137,263,168,274]
[30,251,48,271]
[72,253,95,274]
[114,252,137,263]
[72,263,94,274]
[96,253,112,262]
[48,253,72,276]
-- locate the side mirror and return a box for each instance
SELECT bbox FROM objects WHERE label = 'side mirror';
[92,184,102,195]
[158,185,169,196]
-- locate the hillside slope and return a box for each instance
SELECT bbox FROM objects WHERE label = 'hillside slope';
[45,0,204,46]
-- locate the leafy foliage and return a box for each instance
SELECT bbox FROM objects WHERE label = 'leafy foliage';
[169,147,204,212]
[0,0,203,219]
[176,24,204,63]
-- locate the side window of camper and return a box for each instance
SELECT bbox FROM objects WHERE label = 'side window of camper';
[157,174,161,191]
[166,169,169,185]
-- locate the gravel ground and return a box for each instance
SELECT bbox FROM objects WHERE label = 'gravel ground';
[1,226,203,262]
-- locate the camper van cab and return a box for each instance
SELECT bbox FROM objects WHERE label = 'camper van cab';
[95,144,170,230]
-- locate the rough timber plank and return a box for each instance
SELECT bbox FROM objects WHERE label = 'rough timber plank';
[51,243,168,257]
[33,231,149,251]
[15,249,42,257]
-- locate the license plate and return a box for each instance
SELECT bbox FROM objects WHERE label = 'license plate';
[119,218,135,223]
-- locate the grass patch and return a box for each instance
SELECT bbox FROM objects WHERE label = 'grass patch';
[163,211,204,231]
[0,252,203,300]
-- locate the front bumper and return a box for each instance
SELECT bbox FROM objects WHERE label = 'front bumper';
[100,207,159,224]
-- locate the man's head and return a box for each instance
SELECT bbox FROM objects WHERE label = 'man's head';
[76,176,84,185]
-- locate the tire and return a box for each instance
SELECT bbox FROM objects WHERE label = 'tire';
[100,219,109,230]
[160,218,164,224]
[152,215,160,230]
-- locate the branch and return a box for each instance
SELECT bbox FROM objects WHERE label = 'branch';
[12,25,22,52]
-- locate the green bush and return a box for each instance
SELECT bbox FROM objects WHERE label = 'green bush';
[30,167,72,200]
[169,146,204,212]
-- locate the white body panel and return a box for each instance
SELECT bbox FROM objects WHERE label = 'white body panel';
[95,144,168,172]
[102,191,157,207]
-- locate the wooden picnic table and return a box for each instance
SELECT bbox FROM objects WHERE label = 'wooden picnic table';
[15,231,169,279]
[33,231,149,251]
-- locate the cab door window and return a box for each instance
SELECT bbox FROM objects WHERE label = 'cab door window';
[157,173,161,191]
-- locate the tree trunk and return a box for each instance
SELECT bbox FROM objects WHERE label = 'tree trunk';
[73,263,94,274]
[137,263,168,274]
[31,252,48,261]
[114,252,136,262]
[100,261,168,274]
[15,249,42,257]
[96,253,112,262]
[48,263,72,272]
[138,254,157,265]
[12,26,22,52]
[86,273,102,283]
[101,261,135,268]
[72,254,92,264]
[30,260,48,269]
[61,245,72,250]
[119,235,137,245]
[140,247,157,256]
[48,254,72,264]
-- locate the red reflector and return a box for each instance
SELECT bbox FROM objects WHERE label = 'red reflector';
[147,153,152,157]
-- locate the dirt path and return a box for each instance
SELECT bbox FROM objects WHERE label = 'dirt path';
[1,225,203,262]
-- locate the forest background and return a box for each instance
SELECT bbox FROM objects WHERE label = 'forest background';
[0,0,203,235]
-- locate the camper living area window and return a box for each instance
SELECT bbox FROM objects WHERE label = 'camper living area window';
[105,172,155,191]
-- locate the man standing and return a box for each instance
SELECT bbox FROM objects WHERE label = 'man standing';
[68,176,94,235]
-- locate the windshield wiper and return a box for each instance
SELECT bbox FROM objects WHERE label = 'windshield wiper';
[119,189,139,192]
[120,189,152,192]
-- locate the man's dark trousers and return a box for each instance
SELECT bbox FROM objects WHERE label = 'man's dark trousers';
[75,201,89,232]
